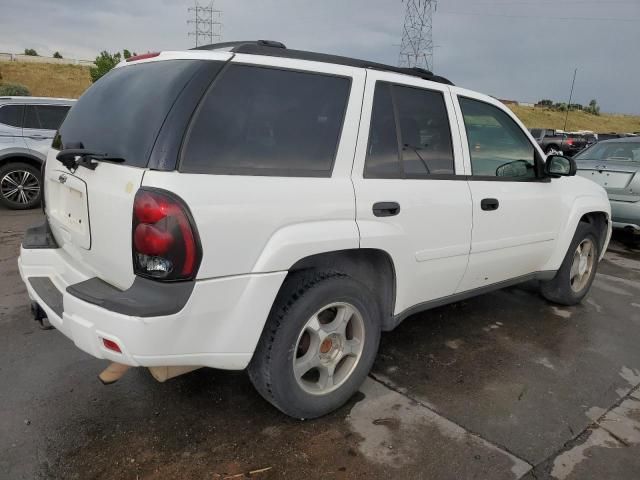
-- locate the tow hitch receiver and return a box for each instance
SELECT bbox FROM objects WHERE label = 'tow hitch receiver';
[30,302,53,330]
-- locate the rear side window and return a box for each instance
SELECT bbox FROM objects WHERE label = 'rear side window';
[180,64,350,176]
[57,60,205,168]
[364,81,454,178]
[394,84,454,176]
[364,83,401,178]
[0,104,24,128]
[24,105,70,130]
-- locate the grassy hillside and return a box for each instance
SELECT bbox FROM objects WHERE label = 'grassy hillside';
[508,105,640,134]
[1,61,639,134]
[0,61,91,98]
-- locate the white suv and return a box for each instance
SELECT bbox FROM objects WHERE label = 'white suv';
[18,41,611,419]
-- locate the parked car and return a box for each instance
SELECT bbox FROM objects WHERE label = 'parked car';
[19,41,611,419]
[529,128,587,156]
[0,96,75,209]
[575,137,640,240]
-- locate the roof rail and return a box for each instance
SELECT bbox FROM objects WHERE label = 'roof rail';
[192,40,454,86]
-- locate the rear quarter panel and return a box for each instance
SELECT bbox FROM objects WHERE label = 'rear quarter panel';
[143,58,366,279]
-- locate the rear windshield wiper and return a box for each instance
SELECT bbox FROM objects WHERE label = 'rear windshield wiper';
[56,149,125,172]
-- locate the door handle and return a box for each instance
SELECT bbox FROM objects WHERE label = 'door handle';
[373,202,400,217]
[480,198,499,211]
[28,134,46,139]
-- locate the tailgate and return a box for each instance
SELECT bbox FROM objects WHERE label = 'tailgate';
[577,169,634,189]
[44,152,145,289]
[41,57,223,289]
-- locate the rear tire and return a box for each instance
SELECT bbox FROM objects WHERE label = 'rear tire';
[0,162,42,210]
[248,270,381,419]
[540,222,600,305]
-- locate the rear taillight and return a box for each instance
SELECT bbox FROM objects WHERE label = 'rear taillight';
[132,189,201,281]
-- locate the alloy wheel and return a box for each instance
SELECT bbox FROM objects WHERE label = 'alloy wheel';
[293,302,365,395]
[0,169,40,206]
[569,238,595,292]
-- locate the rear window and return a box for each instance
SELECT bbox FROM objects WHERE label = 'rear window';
[56,60,204,168]
[180,64,351,177]
[0,104,24,128]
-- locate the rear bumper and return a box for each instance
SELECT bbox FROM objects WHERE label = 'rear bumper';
[19,227,286,370]
[610,200,640,233]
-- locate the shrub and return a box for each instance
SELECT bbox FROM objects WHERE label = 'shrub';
[53,51,63,59]
[24,48,38,56]
[0,83,31,96]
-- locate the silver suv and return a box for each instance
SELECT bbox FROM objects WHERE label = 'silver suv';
[0,96,75,209]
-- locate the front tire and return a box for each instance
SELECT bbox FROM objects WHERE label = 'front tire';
[248,271,381,419]
[540,222,600,305]
[0,162,42,210]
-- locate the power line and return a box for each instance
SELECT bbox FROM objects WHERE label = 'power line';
[187,1,222,48]
[438,10,640,22]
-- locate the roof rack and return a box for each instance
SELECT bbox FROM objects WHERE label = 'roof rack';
[192,40,454,86]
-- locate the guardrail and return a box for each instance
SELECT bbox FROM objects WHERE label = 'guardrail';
[0,53,95,66]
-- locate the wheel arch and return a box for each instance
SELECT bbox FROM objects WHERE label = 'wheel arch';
[283,248,397,331]
[541,197,611,271]
[0,150,45,171]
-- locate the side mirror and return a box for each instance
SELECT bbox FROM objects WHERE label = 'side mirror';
[544,154,576,177]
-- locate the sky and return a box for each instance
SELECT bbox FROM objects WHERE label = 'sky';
[1,0,639,114]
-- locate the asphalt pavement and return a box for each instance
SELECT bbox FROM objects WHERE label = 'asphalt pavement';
[1,207,639,479]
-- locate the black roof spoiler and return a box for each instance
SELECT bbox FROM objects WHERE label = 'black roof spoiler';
[192,40,454,86]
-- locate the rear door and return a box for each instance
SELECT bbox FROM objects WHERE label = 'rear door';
[452,91,561,292]
[352,71,472,315]
[23,104,71,155]
[45,55,230,289]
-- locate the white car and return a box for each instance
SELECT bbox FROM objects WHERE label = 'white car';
[19,41,611,419]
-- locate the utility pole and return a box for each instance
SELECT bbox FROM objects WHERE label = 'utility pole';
[188,1,222,48]
[562,68,578,133]
[398,0,437,72]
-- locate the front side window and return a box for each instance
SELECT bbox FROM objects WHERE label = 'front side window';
[24,105,70,130]
[0,104,24,128]
[181,65,351,176]
[364,82,455,178]
[459,97,537,179]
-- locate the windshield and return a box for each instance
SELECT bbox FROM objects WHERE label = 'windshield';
[575,142,640,163]
[56,60,204,167]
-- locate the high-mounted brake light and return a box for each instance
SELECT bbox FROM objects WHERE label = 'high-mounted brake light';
[126,52,160,62]
[132,189,201,281]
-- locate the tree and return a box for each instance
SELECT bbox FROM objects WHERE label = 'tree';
[89,49,137,82]
[122,49,137,60]
[53,51,63,59]
[24,48,38,56]
[585,99,600,116]
[537,99,553,107]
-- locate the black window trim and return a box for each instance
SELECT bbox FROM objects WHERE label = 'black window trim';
[178,61,353,178]
[0,103,26,129]
[364,80,458,180]
[457,95,549,183]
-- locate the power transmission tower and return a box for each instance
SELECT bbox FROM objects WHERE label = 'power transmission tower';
[188,1,222,48]
[398,0,436,72]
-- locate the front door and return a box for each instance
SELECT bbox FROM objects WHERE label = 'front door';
[452,93,561,292]
[352,71,472,315]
